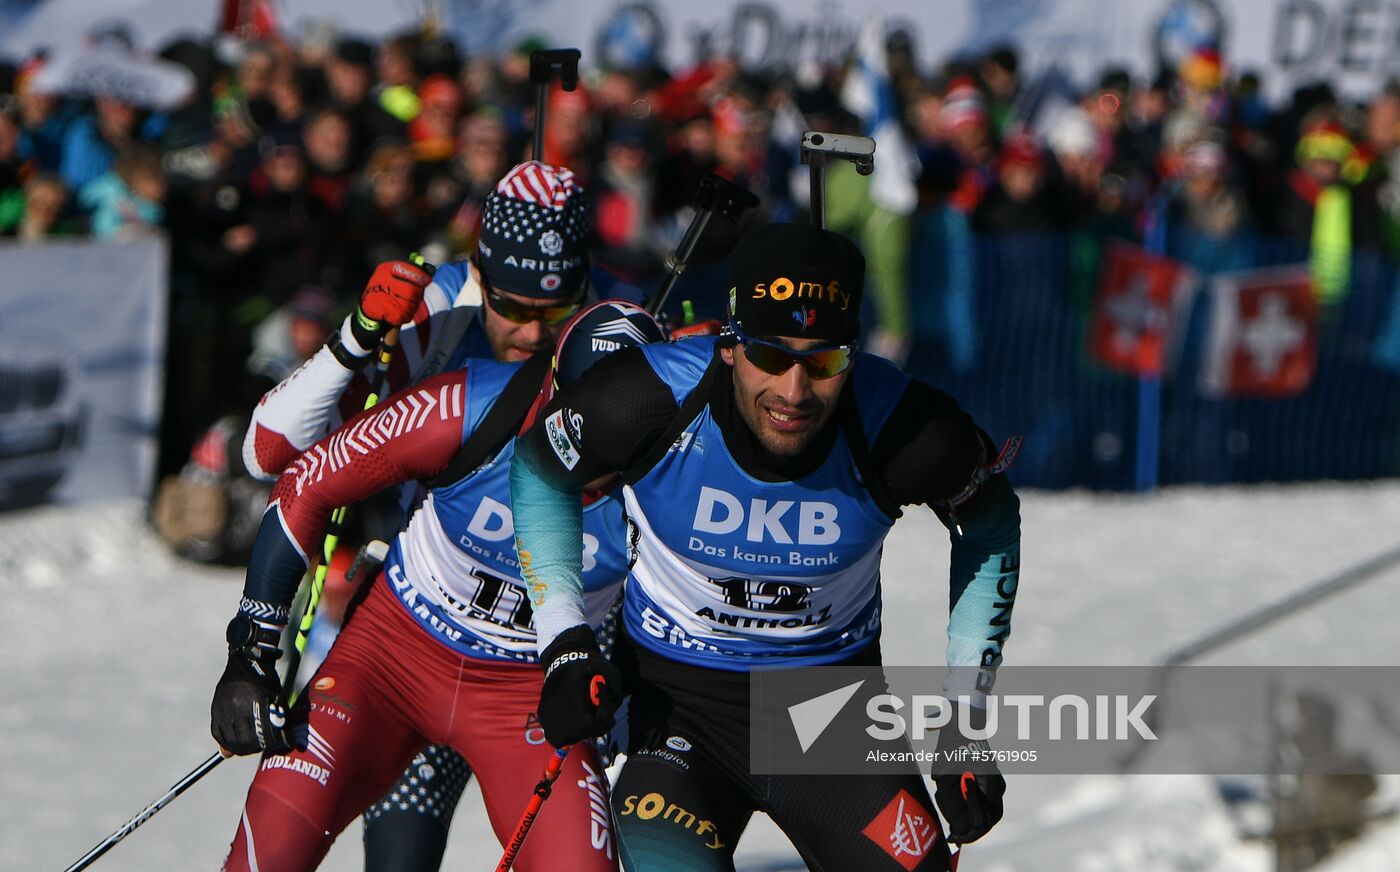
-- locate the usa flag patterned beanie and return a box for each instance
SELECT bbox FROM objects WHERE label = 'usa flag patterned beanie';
[476,161,589,299]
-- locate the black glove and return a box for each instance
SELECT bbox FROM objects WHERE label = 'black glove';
[211,614,296,756]
[932,703,1007,844]
[537,625,624,748]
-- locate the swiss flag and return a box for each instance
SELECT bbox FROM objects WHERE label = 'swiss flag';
[1200,266,1317,397]
[1089,243,1193,376]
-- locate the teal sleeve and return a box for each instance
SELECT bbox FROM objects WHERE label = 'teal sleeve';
[510,436,587,653]
[941,476,1020,703]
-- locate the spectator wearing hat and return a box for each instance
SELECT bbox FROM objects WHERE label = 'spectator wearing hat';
[1177,47,1229,125]
[1131,71,1175,152]
[979,45,1021,139]
[302,107,354,216]
[246,285,339,390]
[1085,67,1156,196]
[974,133,1061,234]
[408,73,463,163]
[1046,107,1104,225]
[592,120,662,285]
[1275,115,1354,242]
[712,92,769,198]
[233,43,278,104]
[375,33,422,123]
[542,80,596,184]
[340,142,427,272]
[426,108,509,257]
[1167,137,1254,276]
[59,94,142,193]
[241,129,335,306]
[325,37,405,165]
[3,173,72,240]
[13,57,76,175]
[1272,113,1373,301]
[1171,139,1248,239]
[654,108,717,215]
[939,76,996,213]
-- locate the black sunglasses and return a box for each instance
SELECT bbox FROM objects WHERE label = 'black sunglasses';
[731,327,855,380]
[475,258,585,325]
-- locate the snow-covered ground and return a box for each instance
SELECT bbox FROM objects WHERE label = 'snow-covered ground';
[4,482,1400,871]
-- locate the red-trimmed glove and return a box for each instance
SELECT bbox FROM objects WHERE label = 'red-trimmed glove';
[359,260,432,326]
[932,703,1006,844]
[537,625,624,748]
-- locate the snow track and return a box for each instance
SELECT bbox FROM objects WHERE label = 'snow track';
[4,483,1399,870]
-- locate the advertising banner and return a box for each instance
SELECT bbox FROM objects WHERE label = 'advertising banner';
[0,237,167,511]
[5,0,1400,102]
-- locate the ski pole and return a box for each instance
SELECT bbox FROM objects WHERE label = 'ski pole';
[647,172,759,319]
[63,257,434,870]
[62,465,397,870]
[62,750,228,872]
[799,130,875,229]
[495,746,571,872]
[529,48,580,162]
[281,325,401,701]
[495,677,608,870]
[281,252,434,698]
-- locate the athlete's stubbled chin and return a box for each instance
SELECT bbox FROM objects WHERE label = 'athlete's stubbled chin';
[752,413,819,457]
[503,345,544,362]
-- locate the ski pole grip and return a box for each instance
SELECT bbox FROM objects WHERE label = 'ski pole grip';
[530,48,581,89]
[589,674,606,707]
[703,172,760,221]
[345,540,391,587]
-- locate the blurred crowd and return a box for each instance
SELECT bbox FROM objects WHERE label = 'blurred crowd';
[4,25,1400,478]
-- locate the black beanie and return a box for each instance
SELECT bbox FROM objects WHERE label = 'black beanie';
[477,161,589,300]
[726,223,864,343]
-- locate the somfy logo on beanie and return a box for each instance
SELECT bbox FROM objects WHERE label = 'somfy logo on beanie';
[751,276,852,311]
[726,224,865,343]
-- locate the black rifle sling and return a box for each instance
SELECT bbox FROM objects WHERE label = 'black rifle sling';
[621,352,724,486]
[426,351,553,489]
[622,349,898,519]
[839,380,901,520]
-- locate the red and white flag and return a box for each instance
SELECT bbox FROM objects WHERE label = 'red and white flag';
[1089,243,1194,376]
[1200,266,1317,397]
